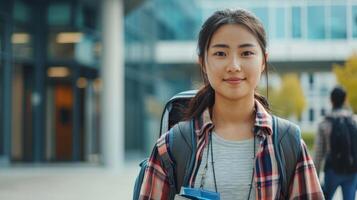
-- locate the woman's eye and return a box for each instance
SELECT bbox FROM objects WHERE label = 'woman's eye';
[241,51,254,57]
[213,51,226,57]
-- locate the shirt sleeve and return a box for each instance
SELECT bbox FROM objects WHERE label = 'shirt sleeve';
[313,122,327,176]
[139,136,171,200]
[289,140,325,200]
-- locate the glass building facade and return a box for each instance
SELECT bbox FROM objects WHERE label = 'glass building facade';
[1,0,357,164]
[123,0,357,154]
[0,0,101,163]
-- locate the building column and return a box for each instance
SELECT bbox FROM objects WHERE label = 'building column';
[32,1,47,162]
[0,0,13,166]
[100,0,124,168]
[72,65,81,161]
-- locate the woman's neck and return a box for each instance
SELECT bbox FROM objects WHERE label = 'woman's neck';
[211,94,256,140]
[212,95,255,125]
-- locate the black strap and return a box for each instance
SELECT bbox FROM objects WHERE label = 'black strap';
[273,116,301,198]
[162,120,196,196]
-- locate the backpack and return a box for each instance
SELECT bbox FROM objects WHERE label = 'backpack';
[133,90,302,200]
[325,115,357,174]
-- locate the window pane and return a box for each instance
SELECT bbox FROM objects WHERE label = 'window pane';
[12,28,33,59]
[48,31,75,60]
[321,109,326,116]
[0,58,3,156]
[353,6,357,38]
[309,108,314,122]
[331,6,346,39]
[252,7,269,31]
[292,7,302,38]
[308,6,326,39]
[0,17,3,52]
[0,18,3,156]
[48,3,71,26]
[13,0,30,24]
[275,7,286,39]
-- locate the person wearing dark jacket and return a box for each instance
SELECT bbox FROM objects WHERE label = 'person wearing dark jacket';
[314,86,357,200]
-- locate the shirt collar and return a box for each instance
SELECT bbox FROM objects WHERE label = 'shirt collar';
[195,99,273,137]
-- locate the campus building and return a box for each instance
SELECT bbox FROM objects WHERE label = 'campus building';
[0,0,125,164]
[1,0,357,164]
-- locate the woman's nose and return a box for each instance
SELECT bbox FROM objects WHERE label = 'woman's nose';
[227,57,241,72]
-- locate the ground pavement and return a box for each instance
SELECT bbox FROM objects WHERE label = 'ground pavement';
[0,161,345,200]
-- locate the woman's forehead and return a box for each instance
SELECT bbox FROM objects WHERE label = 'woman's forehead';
[209,24,259,48]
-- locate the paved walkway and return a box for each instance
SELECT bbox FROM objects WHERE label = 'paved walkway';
[0,162,346,200]
[0,162,138,200]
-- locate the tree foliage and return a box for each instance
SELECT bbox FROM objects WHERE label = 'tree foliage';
[333,54,357,113]
[260,73,306,119]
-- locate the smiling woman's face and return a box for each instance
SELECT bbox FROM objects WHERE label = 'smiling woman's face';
[203,24,266,102]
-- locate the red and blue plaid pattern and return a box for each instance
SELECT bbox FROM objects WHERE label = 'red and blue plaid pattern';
[139,100,324,199]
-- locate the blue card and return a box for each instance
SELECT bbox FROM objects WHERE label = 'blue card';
[179,187,220,200]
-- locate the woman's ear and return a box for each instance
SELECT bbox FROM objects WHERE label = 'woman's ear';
[198,57,207,73]
[261,52,268,72]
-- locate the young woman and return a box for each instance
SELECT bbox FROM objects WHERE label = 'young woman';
[139,9,324,200]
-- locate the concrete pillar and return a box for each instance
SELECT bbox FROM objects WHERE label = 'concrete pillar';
[0,0,13,166]
[32,1,47,162]
[100,0,124,169]
[72,66,81,161]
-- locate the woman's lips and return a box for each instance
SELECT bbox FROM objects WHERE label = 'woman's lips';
[223,77,246,84]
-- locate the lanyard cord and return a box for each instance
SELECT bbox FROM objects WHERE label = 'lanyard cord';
[246,135,256,200]
[200,134,210,190]
[210,132,218,193]
[199,132,218,192]
[200,131,256,199]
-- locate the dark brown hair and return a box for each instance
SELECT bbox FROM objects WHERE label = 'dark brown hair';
[185,9,270,119]
[330,86,346,109]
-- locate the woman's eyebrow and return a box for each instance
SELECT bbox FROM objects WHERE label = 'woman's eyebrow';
[238,43,256,48]
[210,43,256,48]
[210,44,229,48]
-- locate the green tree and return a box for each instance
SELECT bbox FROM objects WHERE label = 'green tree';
[260,74,306,119]
[333,54,357,113]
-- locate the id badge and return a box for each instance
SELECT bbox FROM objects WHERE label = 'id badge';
[178,187,220,200]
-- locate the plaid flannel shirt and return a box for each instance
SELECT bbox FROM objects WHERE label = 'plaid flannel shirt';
[139,100,324,200]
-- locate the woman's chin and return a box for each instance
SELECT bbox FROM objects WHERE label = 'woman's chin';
[216,91,251,102]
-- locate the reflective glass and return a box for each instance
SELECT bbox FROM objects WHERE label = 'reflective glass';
[154,0,197,40]
[48,3,71,26]
[12,1,33,59]
[353,6,357,38]
[13,0,30,24]
[48,31,75,60]
[274,7,286,39]
[292,7,302,38]
[251,7,269,31]
[308,6,326,39]
[0,58,2,156]
[331,6,346,39]
[12,26,33,59]
[0,17,2,53]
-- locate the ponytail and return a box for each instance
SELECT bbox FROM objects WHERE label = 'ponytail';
[184,84,215,120]
[254,92,270,112]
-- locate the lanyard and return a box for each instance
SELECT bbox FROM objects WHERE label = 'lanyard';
[199,132,218,192]
[200,132,256,200]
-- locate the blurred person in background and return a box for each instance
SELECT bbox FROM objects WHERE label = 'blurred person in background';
[314,86,357,200]
[138,9,323,200]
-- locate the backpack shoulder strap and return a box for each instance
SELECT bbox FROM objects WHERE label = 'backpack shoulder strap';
[171,120,196,190]
[273,116,302,198]
[157,131,177,200]
[158,120,196,198]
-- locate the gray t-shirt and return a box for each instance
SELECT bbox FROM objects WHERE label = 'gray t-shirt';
[194,132,258,200]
